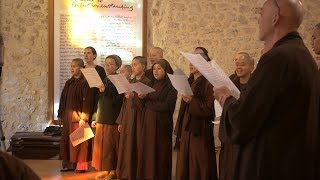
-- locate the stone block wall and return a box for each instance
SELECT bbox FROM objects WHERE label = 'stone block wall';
[0,0,319,145]
[0,0,49,146]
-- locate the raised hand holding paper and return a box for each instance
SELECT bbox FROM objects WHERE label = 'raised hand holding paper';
[180,51,240,99]
[80,68,103,88]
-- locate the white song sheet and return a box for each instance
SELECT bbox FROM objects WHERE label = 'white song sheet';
[180,51,240,99]
[69,123,94,147]
[107,74,132,94]
[108,74,155,94]
[80,68,104,88]
[131,82,155,95]
[168,74,193,96]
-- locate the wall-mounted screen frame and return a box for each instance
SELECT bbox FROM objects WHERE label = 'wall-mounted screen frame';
[48,0,147,122]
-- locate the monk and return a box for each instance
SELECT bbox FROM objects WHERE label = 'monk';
[58,58,94,173]
[175,53,218,180]
[214,0,320,179]
[116,56,151,180]
[137,59,177,180]
[145,47,164,80]
[219,52,254,180]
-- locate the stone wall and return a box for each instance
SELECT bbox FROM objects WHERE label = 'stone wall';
[0,0,49,146]
[0,0,319,145]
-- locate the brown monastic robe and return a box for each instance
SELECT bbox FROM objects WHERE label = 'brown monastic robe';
[116,75,151,179]
[0,151,40,180]
[136,59,177,180]
[219,32,320,180]
[219,75,248,180]
[175,75,218,180]
[58,75,94,169]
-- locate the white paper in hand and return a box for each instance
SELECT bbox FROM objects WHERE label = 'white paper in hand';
[69,123,94,147]
[80,68,104,88]
[108,74,132,94]
[180,51,240,99]
[131,82,155,95]
[168,74,193,96]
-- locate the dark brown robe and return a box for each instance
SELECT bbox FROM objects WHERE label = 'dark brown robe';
[175,75,218,180]
[0,151,40,180]
[58,75,94,169]
[219,32,320,180]
[116,75,151,179]
[136,77,177,180]
[145,68,153,81]
[219,75,248,180]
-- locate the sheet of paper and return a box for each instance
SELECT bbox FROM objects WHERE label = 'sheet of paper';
[131,82,155,95]
[69,123,94,147]
[107,73,132,94]
[180,51,240,99]
[80,68,104,88]
[214,100,223,117]
[168,74,193,96]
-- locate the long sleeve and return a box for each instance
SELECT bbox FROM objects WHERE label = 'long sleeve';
[57,79,70,119]
[220,53,295,145]
[188,82,215,117]
[100,78,119,97]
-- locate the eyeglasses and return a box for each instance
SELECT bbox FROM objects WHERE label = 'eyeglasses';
[273,0,280,15]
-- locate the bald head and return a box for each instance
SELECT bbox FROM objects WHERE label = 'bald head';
[276,0,304,29]
[148,47,164,65]
[235,52,255,66]
[234,52,255,79]
[259,0,304,43]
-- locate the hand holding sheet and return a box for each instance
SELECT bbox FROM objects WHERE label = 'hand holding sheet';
[180,51,240,99]
[108,74,155,95]
[108,74,132,94]
[131,82,155,95]
[80,68,104,88]
[69,123,94,147]
[168,74,193,96]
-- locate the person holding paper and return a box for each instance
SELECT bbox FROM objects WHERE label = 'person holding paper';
[84,46,106,79]
[91,55,124,179]
[214,1,320,179]
[116,56,151,180]
[219,52,254,180]
[145,47,164,80]
[58,58,94,173]
[174,47,211,150]
[137,59,177,180]
[84,46,107,122]
[175,54,218,180]
[194,47,211,61]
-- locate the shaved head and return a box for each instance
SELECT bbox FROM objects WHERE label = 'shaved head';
[276,0,304,29]
[148,47,164,65]
[235,52,255,66]
[259,0,304,44]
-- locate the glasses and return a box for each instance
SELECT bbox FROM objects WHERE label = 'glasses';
[273,0,280,15]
